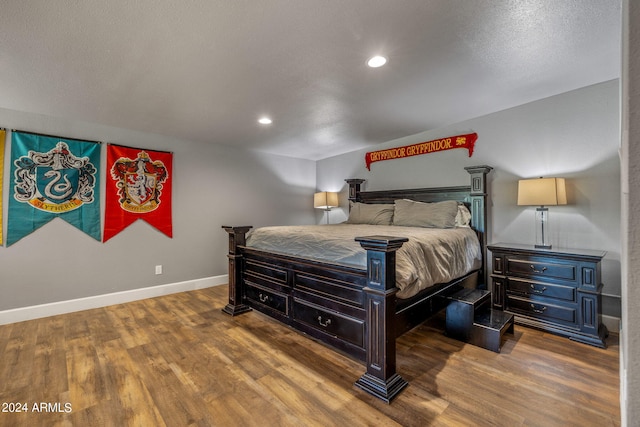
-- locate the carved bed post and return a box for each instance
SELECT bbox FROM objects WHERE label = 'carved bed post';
[354,235,409,403]
[221,226,253,316]
[345,179,366,205]
[464,165,493,286]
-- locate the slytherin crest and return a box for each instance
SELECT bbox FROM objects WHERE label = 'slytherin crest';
[13,141,96,213]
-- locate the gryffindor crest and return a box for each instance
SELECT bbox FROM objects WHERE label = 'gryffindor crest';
[110,151,168,213]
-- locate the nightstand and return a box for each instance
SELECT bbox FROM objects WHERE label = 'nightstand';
[488,243,608,348]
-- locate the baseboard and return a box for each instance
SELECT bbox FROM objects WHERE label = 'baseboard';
[602,314,621,335]
[0,275,229,325]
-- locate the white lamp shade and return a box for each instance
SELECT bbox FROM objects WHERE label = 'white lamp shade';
[517,178,567,206]
[314,191,339,209]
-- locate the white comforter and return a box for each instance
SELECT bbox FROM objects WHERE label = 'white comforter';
[245,224,481,299]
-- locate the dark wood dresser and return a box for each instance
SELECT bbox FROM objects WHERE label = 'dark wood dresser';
[488,243,608,348]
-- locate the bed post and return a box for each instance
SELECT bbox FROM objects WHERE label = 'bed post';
[464,165,493,286]
[354,235,409,403]
[345,179,366,204]
[221,226,253,316]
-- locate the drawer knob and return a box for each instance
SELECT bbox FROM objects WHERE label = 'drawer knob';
[529,284,547,294]
[317,316,332,327]
[529,264,548,274]
[258,293,270,303]
[530,303,547,314]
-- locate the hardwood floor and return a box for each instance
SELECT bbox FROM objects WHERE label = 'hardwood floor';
[0,285,619,426]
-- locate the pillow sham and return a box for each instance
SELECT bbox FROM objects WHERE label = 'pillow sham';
[345,202,394,225]
[393,199,459,228]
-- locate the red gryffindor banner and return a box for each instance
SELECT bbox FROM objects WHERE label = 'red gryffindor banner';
[104,144,173,242]
[365,132,477,170]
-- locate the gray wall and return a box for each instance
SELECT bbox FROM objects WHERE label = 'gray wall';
[0,108,316,311]
[317,80,621,318]
[0,82,622,320]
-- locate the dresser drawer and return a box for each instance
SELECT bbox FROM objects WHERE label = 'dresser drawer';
[506,256,577,283]
[507,295,576,326]
[245,283,289,316]
[506,278,576,303]
[293,299,364,348]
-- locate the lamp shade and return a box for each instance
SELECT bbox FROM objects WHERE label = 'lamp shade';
[314,191,339,209]
[517,178,567,207]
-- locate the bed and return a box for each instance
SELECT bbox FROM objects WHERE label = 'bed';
[222,165,492,402]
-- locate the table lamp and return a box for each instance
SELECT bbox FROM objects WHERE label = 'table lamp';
[314,191,339,224]
[517,177,567,249]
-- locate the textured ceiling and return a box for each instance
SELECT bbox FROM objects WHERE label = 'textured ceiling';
[0,1,621,160]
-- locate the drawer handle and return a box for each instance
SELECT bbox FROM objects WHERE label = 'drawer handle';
[529,284,547,294]
[258,293,269,303]
[529,265,548,274]
[530,303,547,314]
[317,316,332,327]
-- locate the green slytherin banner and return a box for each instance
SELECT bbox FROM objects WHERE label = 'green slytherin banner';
[7,131,101,246]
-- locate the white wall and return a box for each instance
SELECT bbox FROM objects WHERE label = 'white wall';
[317,80,621,318]
[0,108,316,311]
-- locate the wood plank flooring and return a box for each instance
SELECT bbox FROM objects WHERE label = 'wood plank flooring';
[0,285,620,426]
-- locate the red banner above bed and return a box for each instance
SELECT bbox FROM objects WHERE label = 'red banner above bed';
[365,132,477,170]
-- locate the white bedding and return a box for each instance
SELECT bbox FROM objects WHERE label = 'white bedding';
[245,224,481,299]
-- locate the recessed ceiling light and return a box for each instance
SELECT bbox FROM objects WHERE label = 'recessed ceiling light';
[258,117,272,125]
[367,55,387,68]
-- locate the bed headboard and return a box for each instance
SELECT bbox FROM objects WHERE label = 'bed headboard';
[345,165,493,283]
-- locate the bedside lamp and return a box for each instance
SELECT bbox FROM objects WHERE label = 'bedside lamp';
[517,177,567,249]
[314,191,339,224]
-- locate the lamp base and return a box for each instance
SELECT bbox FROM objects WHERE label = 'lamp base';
[535,207,551,249]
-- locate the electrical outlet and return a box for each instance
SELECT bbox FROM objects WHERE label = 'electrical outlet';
[155,265,163,275]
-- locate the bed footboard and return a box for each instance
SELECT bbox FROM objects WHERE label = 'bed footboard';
[219,164,492,403]
[221,226,410,402]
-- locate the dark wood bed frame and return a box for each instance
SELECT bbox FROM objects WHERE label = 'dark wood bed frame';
[222,165,492,402]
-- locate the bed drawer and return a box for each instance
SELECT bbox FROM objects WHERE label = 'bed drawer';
[245,283,289,316]
[294,272,365,310]
[293,299,364,348]
[244,259,289,290]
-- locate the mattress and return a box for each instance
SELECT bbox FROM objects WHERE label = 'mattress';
[245,224,482,299]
